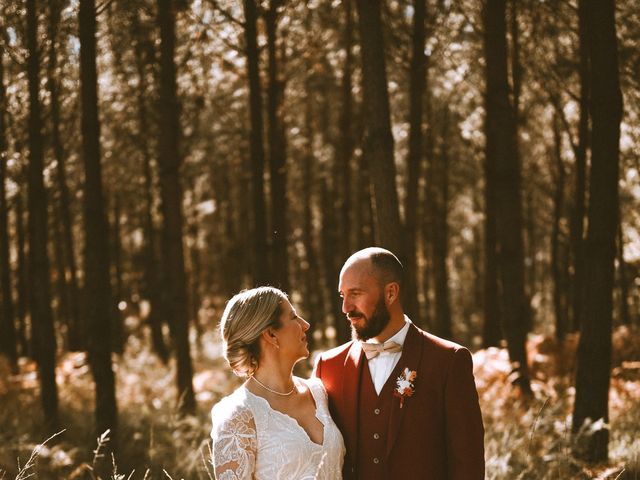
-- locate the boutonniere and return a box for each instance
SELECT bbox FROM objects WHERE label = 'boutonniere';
[393,368,417,408]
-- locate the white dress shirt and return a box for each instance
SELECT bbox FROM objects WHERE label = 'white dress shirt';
[365,316,411,395]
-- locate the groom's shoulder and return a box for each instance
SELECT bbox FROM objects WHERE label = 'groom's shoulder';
[319,341,354,363]
[412,323,469,354]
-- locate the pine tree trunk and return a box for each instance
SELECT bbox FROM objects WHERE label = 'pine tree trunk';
[111,195,124,353]
[47,0,82,351]
[131,10,169,363]
[26,0,59,429]
[266,0,289,291]
[483,0,531,393]
[0,36,17,366]
[242,0,269,285]
[15,194,29,357]
[617,220,630,326]
[570,0,590,333]
[355,0,404,258]
[339,0,354,259]
[551,112,568,341]
[433,109,452,339]
[157,0,195,414]
[79,0,118,445]
[403,0,426,322]
[572,0,622,462]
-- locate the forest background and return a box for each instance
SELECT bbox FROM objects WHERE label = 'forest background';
[0,0,639,478]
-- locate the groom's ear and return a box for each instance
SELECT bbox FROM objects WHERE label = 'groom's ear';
[384,282,400,305]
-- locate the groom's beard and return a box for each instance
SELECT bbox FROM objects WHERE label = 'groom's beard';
[349,296,390,341]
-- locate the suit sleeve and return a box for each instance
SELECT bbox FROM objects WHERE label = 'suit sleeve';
[445,347,485,479]
[312,353,323,379]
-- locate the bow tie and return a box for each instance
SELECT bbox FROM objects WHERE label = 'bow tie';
[361,341,403,360]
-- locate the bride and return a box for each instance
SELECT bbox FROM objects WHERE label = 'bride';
[210,287,345,479]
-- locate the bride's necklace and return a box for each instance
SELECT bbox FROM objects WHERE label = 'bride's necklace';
[251,375,296,396]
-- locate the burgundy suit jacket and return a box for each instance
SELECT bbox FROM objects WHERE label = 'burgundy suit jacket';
[315,323,485,479]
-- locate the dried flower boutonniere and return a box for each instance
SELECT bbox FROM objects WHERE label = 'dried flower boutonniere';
[393,368,417,408]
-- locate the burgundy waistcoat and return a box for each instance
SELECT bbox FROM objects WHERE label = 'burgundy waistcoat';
[356,360,398,480]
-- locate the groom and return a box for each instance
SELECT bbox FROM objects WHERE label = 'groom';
[315,247,485,479]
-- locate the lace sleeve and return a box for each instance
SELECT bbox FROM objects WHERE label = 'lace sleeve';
[211,401,257,480]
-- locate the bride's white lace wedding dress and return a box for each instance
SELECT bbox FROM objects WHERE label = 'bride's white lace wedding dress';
[211,376,345,480]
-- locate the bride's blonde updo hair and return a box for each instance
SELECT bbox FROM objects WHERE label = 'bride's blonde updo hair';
[220,286,288,377]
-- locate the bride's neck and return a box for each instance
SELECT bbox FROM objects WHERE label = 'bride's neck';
[251,356,296,391]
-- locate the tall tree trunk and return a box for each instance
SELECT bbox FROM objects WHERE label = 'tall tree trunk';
[157,0,195,414]
[432,109,452,339]
[339,0,354,259]
[403,0,426,322]
[111,195,124,353]
[26,0,59,428]
[265,0,289,291]
[551,112,568,341]
[47,0,82,351]
[483,0,531,394]
[15,193,29,357]
[617,219,630,326]
[570,0,590,333]
[79,0,118,445]
[242,0,269,286]
[131,9,169,363]
[355,0,404,261]
[51,202,71,347]
[0,29,17,366]
[572,0,622,462]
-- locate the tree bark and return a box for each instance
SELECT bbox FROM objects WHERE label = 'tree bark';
[242,0,269,286]
[355,0,405,263]
[131,9,169,363]
[617,219,630,326]
[570,0,590,333]
[572,0,622,462]
[26,0,59,429]
[265,0,289,291]
[483,0,531,394]
[47,0,82,351]
[111,195,124,353]
[403,0,426,322]
[15,193,29,357]
[551,111,569,341]
[157,0,195,414]
[0,28,17,366]
[432,109,452,339]
[79,0,118,444]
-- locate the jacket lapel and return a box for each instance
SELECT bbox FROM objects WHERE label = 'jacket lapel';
[343,341,364,461]
[386,323,424,456]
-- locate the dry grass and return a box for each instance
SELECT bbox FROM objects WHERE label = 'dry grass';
[1,325,639,479]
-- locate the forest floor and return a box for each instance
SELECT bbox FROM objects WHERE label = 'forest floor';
[0,324,639,479]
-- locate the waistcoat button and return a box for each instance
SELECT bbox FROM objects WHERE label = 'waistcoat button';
[373,433,380,440]
[374,408,380,415]
[373,458,380,464]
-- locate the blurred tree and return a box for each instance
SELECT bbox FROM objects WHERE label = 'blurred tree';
[266,0,290,292]
[46,0,83,351]
[129,3,169,363]
[355,0,405,268]
[572,0,623,462]
[432,107,452,339]
[403,0,426,324]
[483,0,531,394]
[0,20,17,367]
[79,0,118,443]
[569,0,590,334]
[242,0,269,286]
[156,0,195,414]
[26,0,59,429]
